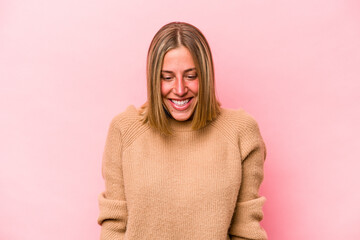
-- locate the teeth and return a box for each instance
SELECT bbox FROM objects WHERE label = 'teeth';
[171,98,190,106]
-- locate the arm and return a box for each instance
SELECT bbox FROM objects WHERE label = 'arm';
[97,118,128,240]
[229,118,268,240]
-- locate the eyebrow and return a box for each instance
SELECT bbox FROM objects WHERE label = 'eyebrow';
[161,68,196,74]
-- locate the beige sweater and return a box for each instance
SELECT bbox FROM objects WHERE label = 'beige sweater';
[98,105,267,240]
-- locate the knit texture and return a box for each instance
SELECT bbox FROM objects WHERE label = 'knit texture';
[98,105,267,240]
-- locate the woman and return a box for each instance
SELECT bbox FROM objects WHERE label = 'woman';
[98,22,268,240]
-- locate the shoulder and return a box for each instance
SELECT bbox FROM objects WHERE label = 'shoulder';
[109,105,140,129]
[209,107,264,147]
[212,107,261,135]
[211,107,266,160]
[108,105,149,139]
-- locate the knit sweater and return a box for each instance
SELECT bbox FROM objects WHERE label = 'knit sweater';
[98,105,267,240]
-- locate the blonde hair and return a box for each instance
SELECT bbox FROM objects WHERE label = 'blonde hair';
[140,22,221,135]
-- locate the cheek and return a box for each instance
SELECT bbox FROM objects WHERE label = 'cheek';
[189,79,199,94]
[161,81,172,97]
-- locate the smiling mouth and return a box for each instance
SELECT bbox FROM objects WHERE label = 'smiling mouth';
[170,98,192,106]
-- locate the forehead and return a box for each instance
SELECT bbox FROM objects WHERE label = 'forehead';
[162,46,195,70]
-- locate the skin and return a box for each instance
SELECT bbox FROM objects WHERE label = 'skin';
[161,46,199,121]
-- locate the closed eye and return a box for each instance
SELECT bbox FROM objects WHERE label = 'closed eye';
[185,74,197,80]
[161,75,174,81]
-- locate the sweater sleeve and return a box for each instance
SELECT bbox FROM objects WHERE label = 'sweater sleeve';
[228,115,268,240]
[97,117,128,240]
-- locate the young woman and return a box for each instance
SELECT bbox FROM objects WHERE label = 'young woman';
[98,22,268,240]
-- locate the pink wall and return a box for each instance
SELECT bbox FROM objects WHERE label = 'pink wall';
[1,0,359,239]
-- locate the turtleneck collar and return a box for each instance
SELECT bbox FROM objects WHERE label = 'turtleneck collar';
[167,116,195,132]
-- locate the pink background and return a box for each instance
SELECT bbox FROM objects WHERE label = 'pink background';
[1,0,359,239]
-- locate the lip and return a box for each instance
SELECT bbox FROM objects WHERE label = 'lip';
[168,97,193,111]
[170,97,192,101]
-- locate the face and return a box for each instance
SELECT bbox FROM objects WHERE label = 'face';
[161,46,199,121]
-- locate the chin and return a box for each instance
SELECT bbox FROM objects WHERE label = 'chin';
[172,115,192,121]
[168,109,194,121]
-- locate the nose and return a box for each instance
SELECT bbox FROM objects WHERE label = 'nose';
[173,75,187,96]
